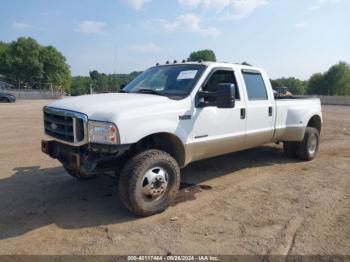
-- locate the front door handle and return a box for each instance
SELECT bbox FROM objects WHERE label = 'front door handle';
[241,108,246,119]
[268,106,273,117]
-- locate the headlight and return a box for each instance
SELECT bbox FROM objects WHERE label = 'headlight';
[88,121,119,144]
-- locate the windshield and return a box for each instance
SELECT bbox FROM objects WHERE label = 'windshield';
[123,64,206,98]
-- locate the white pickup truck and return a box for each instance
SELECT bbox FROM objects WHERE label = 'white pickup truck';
[42,62,322,216]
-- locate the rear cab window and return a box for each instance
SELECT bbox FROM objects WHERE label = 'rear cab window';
[242,70,268,100]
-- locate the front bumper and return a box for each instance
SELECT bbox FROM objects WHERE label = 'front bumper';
[42,140,130,176]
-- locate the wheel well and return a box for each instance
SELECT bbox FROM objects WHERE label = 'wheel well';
[130,133,186,167]
[307,115,322,133]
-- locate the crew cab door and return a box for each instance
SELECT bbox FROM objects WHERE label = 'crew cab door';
[187,67,247,162]
[239,69,275,147]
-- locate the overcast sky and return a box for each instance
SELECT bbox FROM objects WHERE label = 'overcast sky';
[1,0,349,79]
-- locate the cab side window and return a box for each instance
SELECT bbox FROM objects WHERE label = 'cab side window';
[203,70,240,100]
[242,71,268,100]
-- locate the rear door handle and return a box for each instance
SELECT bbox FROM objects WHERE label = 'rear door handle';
[241,108,246,119]
[268,106,273,117]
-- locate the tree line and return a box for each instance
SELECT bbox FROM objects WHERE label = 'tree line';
[71,71,141,96]
[0,37,71,91]
[0,39,349,96]
[271,62,350,96]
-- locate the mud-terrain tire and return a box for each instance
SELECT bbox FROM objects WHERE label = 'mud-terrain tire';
[63,166,98,180]
[296,127,320,161]
[118,149,180,217]
[283,141,298,158]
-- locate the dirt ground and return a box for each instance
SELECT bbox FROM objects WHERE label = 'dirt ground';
[0,100,349,255]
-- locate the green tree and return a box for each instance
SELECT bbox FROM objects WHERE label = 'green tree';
[0,42,8,54]
[97,73,109,93]
[188,49,216,62]
[40,46,71,91]
[70,76,91,96]
[306,62,350,96]
[307,73,326,95]
[0,42,9,77]
[6,37,43,86]
[89,70,123,93]
[324,62,350,96]
[71,71,142,96]
[89,70,99,81]
[89,70,99,92]
[89,71,115,93]
[271,77,306,95]
[0,37,71,91]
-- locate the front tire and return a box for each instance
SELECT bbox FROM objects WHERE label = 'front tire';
[118,150,180,217]
[296,127,320,161]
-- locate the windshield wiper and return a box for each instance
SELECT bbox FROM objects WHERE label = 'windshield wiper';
[135,89,165,96]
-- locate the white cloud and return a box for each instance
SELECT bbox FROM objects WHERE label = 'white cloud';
[13,22,33,29]
[225,0,268,20]
[311,0,342,10]
[178,0,202,7]
[120,0,152,10]
[294,21,310,29]
[76,21,106,34]
[128,42,161,53]
[178,0,268,20]
[147,13,220,38]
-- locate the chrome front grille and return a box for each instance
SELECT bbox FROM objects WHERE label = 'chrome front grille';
[43,107,88,145]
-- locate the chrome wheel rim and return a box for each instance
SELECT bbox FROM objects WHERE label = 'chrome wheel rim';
[308,133,318,155]
[141,167,168,200]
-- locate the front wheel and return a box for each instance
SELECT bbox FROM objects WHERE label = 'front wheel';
[118,150,180,216]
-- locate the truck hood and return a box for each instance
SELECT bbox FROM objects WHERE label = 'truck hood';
[47,93,174,121]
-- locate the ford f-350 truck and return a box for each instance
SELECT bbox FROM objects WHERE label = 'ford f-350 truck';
[42,62,322,216]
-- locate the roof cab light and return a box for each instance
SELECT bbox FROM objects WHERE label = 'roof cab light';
[88,121,119,144]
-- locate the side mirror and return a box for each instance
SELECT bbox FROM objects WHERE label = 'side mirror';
[196,83,235,108]
[216,83,235,108]
[196,90,216,107]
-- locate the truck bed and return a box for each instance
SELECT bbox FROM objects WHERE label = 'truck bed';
[274,97,322,142]
[274,95,319,100]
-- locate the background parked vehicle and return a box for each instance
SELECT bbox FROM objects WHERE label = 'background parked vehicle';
[0,90,16,103]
